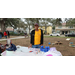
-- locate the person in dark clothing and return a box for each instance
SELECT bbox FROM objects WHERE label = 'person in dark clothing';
[24,31,27,38]
[0,31,3,39]
[7,31,10,38]
[28,23,43,48]
[24,31,29,38]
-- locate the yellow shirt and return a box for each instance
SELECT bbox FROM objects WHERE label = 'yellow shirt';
[34,29,41,45]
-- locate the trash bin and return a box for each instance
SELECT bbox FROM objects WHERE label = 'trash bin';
[0,34,2,39]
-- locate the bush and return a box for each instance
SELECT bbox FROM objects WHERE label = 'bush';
[10,32,24,36]
[17,33,24,36]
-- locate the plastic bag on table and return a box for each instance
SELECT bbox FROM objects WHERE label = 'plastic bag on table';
[6,44,17,51]
[43,47,62,56]
[43,51,62,56]
[49,47,57,52]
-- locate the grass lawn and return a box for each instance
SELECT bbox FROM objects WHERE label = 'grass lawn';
[1,36,75,56]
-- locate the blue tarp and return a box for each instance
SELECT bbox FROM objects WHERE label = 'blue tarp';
[6,44,17,51]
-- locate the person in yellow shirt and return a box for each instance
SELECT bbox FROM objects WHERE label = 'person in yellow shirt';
[28,23,43,48]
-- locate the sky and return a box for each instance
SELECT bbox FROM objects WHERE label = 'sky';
[62,18,65,22]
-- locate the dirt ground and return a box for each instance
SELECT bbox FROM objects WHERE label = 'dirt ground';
[1,36,75,56]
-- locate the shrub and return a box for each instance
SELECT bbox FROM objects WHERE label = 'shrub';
[10,32,24,36]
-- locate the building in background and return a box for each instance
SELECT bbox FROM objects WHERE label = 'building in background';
[39,25,52,34]
[0,27,14,32]
[55,23,75,35]
[6,27,14,32]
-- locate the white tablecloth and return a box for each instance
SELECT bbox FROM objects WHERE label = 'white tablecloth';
[1,46,62,56]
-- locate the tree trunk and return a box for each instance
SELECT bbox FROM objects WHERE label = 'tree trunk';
[29,24,30,34]
[1,18,7,33]
[4,23,6,32]
[32,22,34,28]
[36,18,39,25]
[1,20,5,33]
[45,24,47,35]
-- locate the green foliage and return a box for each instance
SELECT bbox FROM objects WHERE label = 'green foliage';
[52,26,55,30]
[10,32,24,36]
[50,18,62,26]
[0,18,25,32]
[6,18,20,28]
[66,18,75,26]
[24,18,41,34]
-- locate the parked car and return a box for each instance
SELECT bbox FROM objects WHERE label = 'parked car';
[50,33,60,36]
[65,33,75,37]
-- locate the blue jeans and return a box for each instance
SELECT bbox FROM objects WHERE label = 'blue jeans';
[5,36,7,39]
[32,45,40,48]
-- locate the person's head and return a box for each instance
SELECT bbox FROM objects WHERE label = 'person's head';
[34,23,39,30]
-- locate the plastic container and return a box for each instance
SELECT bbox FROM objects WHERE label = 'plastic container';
[45,46,48,52]
[48,42,51,45]
[41,45,44,48]
[47,46,50,51]
[40,46,44,51]
[40,46,50,52]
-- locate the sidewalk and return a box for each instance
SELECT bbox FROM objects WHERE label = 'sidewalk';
[0,35,49,41]
[0,36,25,41]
